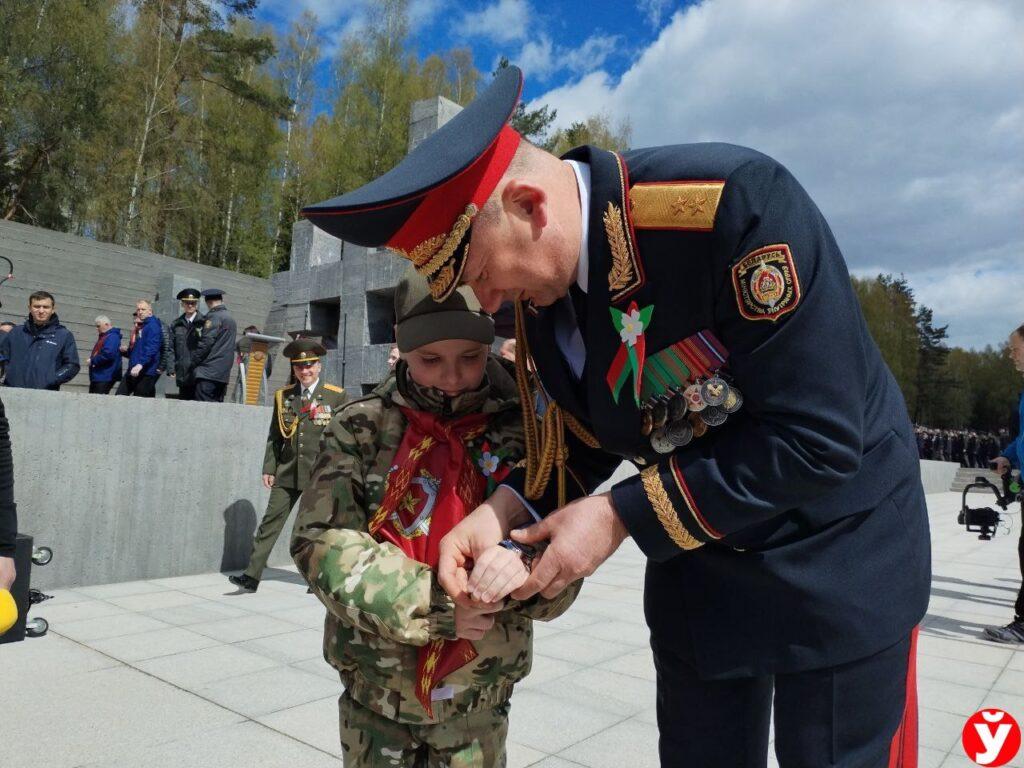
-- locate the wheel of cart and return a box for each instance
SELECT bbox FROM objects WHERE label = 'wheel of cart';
[0,534,53,644]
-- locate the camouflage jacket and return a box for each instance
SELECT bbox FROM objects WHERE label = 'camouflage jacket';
[291,357,579,724]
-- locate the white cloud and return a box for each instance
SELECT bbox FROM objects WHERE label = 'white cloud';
[458,0,531,44]
[636,0,673,28]
[510,33,620,82]
[531,0,1024,349]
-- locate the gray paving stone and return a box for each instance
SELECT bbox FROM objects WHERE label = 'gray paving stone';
[2,665,243,767]
[88,626,221,663]
[105,589,210,612]
[576,619,651,648]
[291,657,342,682]
[236,628,325,664]
[919,746,948,768]
[84,720,341,768]
[0,632,120,688]
[992,667,1024,694]
[535,666,657,716]
[135,644,280,688]
[597,648,657,682]
[507,741,549,768]
[188,613,303,643]
[196,664,342,718]
[518,653,584,689]
[559,717,660,768]
[271,604,331,629]
[916,677,988,717]
[918,654,1004,689]
[77,580,171,599]
[918,633,1016,667]
[147,572,239,590]
[535,631,636,666]
[138,599,252,627]
[257,694,342,757]
[33,596,129,625]
[507,689,623,754]
[54,612,173,642]
[920,707,969,752]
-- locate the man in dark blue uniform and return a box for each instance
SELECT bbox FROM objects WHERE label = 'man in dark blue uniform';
[300,67,930,768]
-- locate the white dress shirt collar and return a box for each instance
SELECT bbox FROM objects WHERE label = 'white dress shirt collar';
[564,159,591,294]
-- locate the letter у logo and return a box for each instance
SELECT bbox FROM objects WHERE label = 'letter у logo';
[962,709,1022,766]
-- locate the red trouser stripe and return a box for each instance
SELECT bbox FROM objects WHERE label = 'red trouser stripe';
[888,627,919,768]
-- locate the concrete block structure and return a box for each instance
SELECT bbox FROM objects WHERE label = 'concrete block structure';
[0,221,275,394]
[265,96,465,396]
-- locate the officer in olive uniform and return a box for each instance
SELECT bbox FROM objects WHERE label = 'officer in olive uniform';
[169,288,203,400]
[229,339,346,591]
[300,67,931,768]
[189,288,236,403]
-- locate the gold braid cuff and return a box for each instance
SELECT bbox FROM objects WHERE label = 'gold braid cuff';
[639,466,703,551]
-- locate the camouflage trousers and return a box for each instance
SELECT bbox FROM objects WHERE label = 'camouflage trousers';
[339,691,509,768]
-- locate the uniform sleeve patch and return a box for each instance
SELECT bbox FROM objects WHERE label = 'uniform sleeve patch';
[731,244,801,322]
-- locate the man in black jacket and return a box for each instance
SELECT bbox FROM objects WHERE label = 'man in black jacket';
[169,288,203,400]
[0,291,80,390]
[189,289,237,402]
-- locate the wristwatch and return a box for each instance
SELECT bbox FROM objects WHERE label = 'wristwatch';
[498,539,538,571]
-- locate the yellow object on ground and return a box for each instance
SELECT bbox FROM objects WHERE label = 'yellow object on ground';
[0,588,17,635]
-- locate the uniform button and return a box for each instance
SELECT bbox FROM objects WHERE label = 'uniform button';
[634,456,647,466]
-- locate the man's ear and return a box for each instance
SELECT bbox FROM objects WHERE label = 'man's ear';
[502,179,548,230]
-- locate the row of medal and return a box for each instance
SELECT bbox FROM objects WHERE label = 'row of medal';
[641,374,743,454]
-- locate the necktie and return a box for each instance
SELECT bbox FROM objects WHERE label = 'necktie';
[569,285,588,338]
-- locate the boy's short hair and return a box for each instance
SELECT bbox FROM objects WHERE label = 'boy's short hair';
[28,290,54,305]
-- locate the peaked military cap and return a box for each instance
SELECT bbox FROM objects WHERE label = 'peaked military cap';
[176,288,201,301]
[301,66,525,302]
[282,338,326,364]
[201,288,224,299]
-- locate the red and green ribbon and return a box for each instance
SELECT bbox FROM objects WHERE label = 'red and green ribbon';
[606,301,654,406]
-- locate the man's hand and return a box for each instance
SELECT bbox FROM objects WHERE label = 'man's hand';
[510,492,629,600]
[262,474,275,489]
[992,456,1012,476]
[454,600,505,641]
[0,555,15,591]
[130,364,142,377]
[438,486,530,606]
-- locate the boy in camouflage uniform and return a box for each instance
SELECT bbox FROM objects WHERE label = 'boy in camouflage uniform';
[291,270,579,767]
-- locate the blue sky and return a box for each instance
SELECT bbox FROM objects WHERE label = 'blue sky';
[254,0,1024,351]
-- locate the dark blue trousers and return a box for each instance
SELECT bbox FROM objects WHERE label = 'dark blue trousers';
[652,631,917,767]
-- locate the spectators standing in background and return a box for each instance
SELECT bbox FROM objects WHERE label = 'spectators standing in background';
[169,288,203,400]
[189,289,236,403]
[117,300,161,397]
[0,291,79,390]
[984,323,1024,644]
[88,316,122,394]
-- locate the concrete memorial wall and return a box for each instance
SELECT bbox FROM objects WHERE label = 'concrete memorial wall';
[0,220,275,395]
[3,387,291,590]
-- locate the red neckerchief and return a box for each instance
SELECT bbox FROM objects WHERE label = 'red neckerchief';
[369,406,489,716]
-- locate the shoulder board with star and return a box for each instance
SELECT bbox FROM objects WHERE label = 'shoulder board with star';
[629,180,726,232]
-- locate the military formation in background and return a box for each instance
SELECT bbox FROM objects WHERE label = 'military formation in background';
[228,339,346,593]
[915,425,1007,467]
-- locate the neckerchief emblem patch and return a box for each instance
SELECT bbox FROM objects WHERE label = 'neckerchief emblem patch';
[731,244,801,322]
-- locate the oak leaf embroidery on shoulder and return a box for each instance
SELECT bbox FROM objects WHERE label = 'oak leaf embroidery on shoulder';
[604,201,633,292]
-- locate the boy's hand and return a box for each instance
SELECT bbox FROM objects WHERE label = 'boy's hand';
[468,544,530,604]
[454,600,504,641]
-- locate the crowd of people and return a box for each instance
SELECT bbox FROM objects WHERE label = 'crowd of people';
[0,288,249,403]
[914,425,1009,467]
